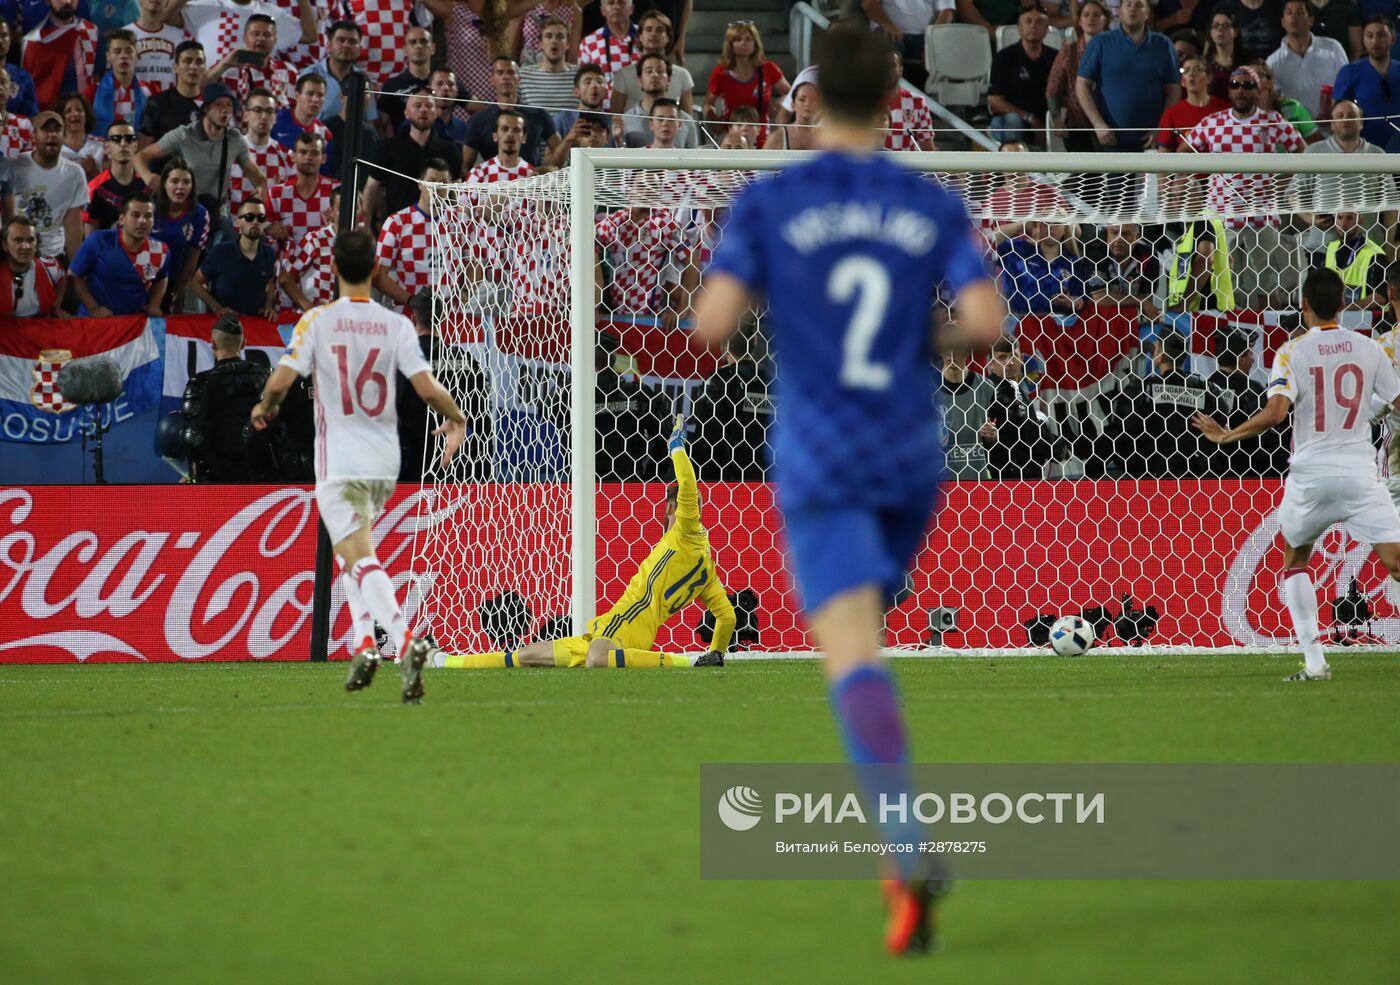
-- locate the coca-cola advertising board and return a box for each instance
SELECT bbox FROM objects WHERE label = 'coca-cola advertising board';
[2,481,1397,663]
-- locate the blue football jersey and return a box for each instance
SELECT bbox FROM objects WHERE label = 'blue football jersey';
[707,151,990,507]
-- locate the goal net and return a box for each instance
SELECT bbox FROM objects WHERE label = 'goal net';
[411,149,1400,656]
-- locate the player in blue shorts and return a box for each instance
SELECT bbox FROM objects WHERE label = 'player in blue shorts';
[693,27,1005,955]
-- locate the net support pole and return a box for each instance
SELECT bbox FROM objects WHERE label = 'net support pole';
[568,149,598,635]
[309,70,368,663]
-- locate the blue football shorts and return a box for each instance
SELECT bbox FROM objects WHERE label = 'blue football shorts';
[780,483,941,615]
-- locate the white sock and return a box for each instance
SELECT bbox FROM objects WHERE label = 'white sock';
[339,568,376,650]
[1282,571,1327,674]
[351,556,409,652]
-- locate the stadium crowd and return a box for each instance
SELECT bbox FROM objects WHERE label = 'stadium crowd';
[3,0,1399,482]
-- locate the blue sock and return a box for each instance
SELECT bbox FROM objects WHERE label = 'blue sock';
[829,664,923,878]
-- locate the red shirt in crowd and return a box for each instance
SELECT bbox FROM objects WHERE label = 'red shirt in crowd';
[1157,96,1230,151]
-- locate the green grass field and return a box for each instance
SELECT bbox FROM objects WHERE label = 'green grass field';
[3,654,1399,985]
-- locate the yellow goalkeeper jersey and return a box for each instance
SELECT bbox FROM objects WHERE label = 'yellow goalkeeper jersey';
[586,447,736,653]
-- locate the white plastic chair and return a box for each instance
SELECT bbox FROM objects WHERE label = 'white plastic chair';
[923,24,993,108]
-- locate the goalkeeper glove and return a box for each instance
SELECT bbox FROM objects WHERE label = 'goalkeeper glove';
[668,413,686,454]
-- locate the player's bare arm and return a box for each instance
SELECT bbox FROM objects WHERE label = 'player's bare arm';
[250,363,299,429]
[408,370,469,468]
[941,279,1007,353]
[1193,395,1291,444]
[693,271,753,349]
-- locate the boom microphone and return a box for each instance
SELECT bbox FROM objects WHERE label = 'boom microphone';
[58,356,123,405]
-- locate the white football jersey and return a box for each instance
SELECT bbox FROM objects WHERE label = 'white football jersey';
[1379,327,1400,479]
[1267,326,1400,475]
[280,296,432,480]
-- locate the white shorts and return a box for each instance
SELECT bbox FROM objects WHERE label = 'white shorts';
[1277,472,1400,548]
[315,479,395,547]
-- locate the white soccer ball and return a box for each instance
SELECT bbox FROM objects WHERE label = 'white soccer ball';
[1048,615,1095,656]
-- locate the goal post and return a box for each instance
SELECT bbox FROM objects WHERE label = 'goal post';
[413,148,1400,657]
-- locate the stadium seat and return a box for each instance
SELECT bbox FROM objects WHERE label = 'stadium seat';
[995,24,1069,50]
[924,24,993,108]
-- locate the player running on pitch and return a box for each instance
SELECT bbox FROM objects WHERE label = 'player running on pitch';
[693,28,1005,955]
[251,229,469,703]
[1194,267,1400,681]
[437,414,736,669]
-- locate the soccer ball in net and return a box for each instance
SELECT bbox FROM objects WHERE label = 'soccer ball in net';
[1049,616,1095,657]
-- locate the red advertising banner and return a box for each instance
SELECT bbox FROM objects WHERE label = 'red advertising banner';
[2,481,1395,663]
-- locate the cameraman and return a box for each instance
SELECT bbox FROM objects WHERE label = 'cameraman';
[182,315,276,482]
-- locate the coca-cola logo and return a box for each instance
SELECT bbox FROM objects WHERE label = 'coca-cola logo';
[1224,509,1400,646]
[0,487,465,662]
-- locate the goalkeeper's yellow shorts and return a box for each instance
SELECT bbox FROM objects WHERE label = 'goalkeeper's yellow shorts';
[551,636,592,668]
[551,628,655,667]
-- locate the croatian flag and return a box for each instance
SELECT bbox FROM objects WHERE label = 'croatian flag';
[160,315,294,415]
[0,316,162,444]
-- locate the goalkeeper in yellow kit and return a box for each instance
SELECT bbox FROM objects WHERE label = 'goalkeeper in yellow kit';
[440,416,736,669]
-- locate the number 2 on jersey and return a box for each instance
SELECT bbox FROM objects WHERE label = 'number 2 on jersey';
[1308,363,1363,431]
[331,344,388,417]
[828,255,893,391]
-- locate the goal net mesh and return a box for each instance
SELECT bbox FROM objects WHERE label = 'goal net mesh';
[411,156,1400,656]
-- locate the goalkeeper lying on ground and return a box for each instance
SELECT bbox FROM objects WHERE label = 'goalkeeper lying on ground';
[438,415,736,669]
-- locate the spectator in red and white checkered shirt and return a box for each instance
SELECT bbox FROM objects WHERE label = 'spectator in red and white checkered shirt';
[266,130,336,249]
[167,0,317,69]
[462,110,537,296]
[595,206,695,326]
[578,0,639,91]
[373,157,452,312]
[203,11,314,107]
[1187,64,1305,306]
[278,183,338,311]
[465,110,537,185]
[338,0,424,91]
[884,48,935,152]
[229,86,293,211]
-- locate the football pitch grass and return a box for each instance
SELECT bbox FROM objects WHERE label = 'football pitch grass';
[3,654,1399,985]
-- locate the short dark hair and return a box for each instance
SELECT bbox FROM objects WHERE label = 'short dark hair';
[3,215,37,238]
[174,39,205,60]
[1280,0,1310,14]
[293,130,324,150]
[333,229,377,283]
[635,52,669,77]
[122,191,155,214]
[105,27,136,47]
[1157,330,1188,365]
[296,73,327,92]
[491,54,517,68]
[1303,267,1344,319]
[652,97,680,114]
[419,156,450,177]
[245,86,275,104]
[409,290,436,330]
[728,104,759,124]
[1216,329,1253,368]
[496,108,526,129]
[1364,13,1395,33]
[244,13,275,30]
[327,19,360,39]
[816,27,896,124]
[1385,262,1400,290]
[105,117,134,136]
[574,63,605,84]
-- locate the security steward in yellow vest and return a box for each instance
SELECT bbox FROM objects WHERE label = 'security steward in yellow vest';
[1166,218,1236,312]
[1322,211,1386,310]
